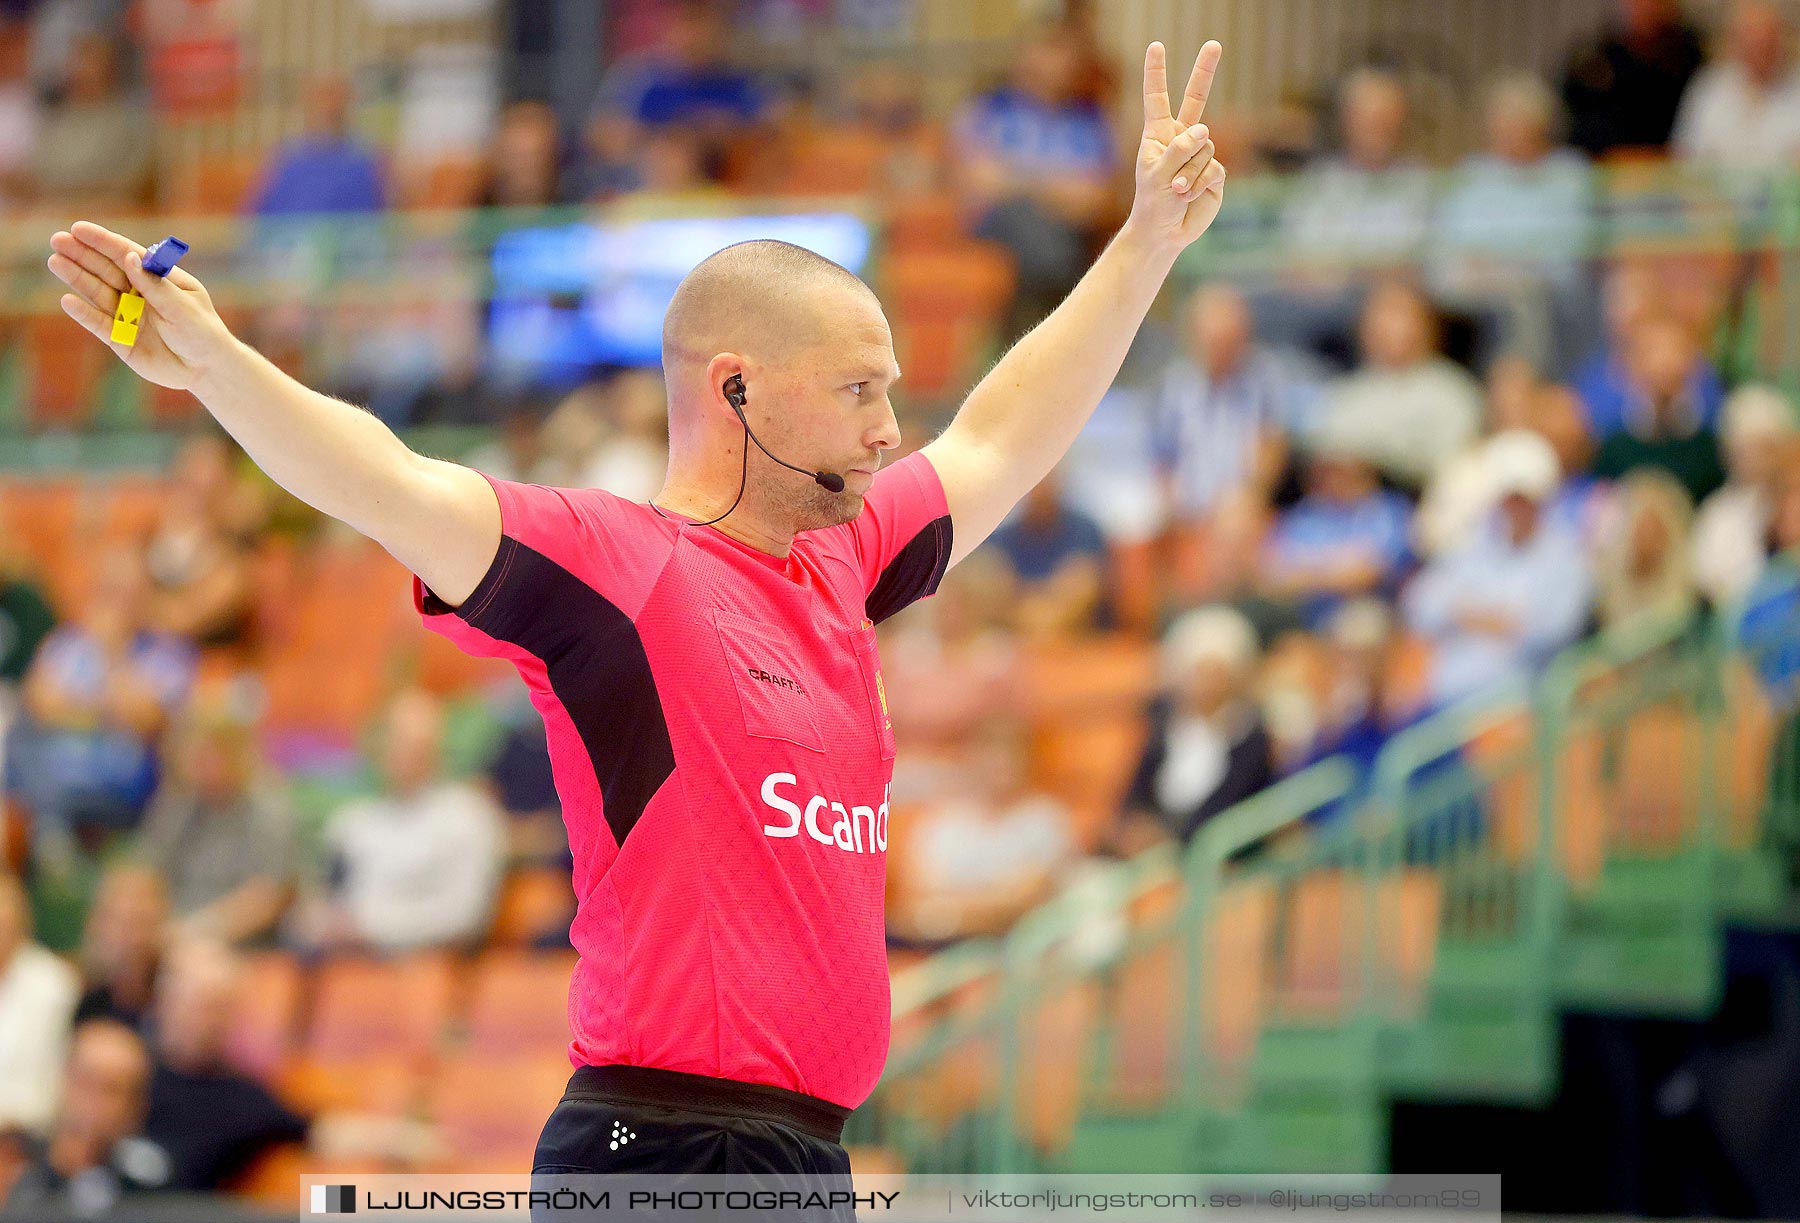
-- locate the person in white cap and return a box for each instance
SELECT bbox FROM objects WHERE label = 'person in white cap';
[1402,430,1592,707]
[1692,384,1799,607]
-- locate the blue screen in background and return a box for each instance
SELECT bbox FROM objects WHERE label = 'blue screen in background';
[487,213,873,385]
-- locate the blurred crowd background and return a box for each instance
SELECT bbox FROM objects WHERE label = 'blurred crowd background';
[1,0,1800,1217]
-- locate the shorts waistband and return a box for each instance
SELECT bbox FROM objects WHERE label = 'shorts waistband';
[561,1064,851,1145]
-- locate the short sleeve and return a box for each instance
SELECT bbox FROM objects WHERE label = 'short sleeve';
[410,469,669,661]
[831,450,954,625]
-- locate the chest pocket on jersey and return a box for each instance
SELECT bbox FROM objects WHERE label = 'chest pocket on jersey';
[712,607,825,753]
[850,618,898,761]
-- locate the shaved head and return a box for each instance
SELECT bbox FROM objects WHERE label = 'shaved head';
[663,240,873,377]
[655,239,901,545]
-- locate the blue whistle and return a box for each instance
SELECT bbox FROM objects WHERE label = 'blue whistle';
[141,236,190,277]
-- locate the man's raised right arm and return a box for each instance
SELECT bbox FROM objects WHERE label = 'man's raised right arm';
[47,222,498,608]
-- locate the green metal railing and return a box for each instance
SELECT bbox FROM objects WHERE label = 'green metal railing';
[861,600,1800,1173]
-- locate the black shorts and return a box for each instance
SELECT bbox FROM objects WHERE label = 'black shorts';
[530,1065,858,1222]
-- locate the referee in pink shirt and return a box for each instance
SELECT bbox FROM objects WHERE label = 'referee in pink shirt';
[45,36,1225,1198]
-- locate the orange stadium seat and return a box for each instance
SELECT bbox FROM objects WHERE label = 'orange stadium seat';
[224,1142,310,1209]
[1558,727,1609,889]
[1615,705,1704,852]
[464,949,576,1057]
[424,1054,573,1172]
[1273,866,1440,1024]
[1201,876,1276,1083]
[488,866,576,948]
[1722,669,1778,848]
[25,315,106,429]
[400,156,487,210]
[0,477,82,574]
[1275,869,1355,1020]
[884,191,964,251]
[1031,715,1146,848]
[1377,869,1442,1011]
[883,242,1015,399]
[304,952,460,1066]
[1014,979,1098,1156]
[276,1053,425,1117]
[226,951,307,1078]
[1467,710,1537,865]
[777,124,896,196]
[97,474,166,543]
[1016,634,1157,723]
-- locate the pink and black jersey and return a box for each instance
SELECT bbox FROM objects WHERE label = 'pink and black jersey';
[412,451,952,1109]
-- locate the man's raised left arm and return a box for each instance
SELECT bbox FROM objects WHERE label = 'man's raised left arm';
[922,39,1227,568]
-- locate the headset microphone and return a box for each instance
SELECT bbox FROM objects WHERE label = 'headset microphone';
[653,376,847,529]
[724,375,847,493]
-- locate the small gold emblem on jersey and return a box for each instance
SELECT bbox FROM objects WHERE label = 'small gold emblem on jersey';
[875,670,890,727]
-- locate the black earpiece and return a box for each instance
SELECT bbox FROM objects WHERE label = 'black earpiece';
[723,374,747,412]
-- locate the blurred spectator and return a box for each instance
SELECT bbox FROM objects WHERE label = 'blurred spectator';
[1672,1,1800,171]
[298,689,504,954]
[1429,75,1597,371]
[28,32,149,209]
[1300,597,1419,773]
[1562,0,1706,156]
[889,716,1073,946]
[141,469,257,654]
[1404,431,1592,707]
[248,77,385,216]
[593,0,772,132]
[987,468,1109,639]
[479,689,566,866]
[1693,384,1799,606]
[578,372,671,500]
[882,556,1019,802]
[1415,358,1599,558]
[951,25,1119,337]
[478,100,563,208]
[0,870,79,1138]
[1734,442,1800,701]
[1282,69,1432,266]
[462,401,550,484]
[160,433,273,546]
[138,938,308,1190]
[138,939,436,1189]
[1248,89,1325,176]
[8,547,195,863]
[1103,606,1273,856]
[135,694,295,947]
[71,864,167,1031]
[1050,0,1121,108]
[0,538,55,805]
[1591,313,1728,505]
[0,20,36,208]
[0,538,55,688]
[1315,279,1484,490]
[1,1019,168,1216]
[1596,468,1699,629]
[586,0,774,193]
[1574,262,1725,438]
[1149,285,1311,528]
[1258,432,1412,630]
[568,106,645,202]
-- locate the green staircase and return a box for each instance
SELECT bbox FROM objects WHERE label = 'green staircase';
[855,611,1800,1175]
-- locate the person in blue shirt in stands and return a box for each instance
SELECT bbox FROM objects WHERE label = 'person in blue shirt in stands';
[585,0,773,191]
[1257,428,1412,632]
[1404,431,1592,710]
[988,466,1110,636]
[951,25,1119,338]
[248,78,384,216]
